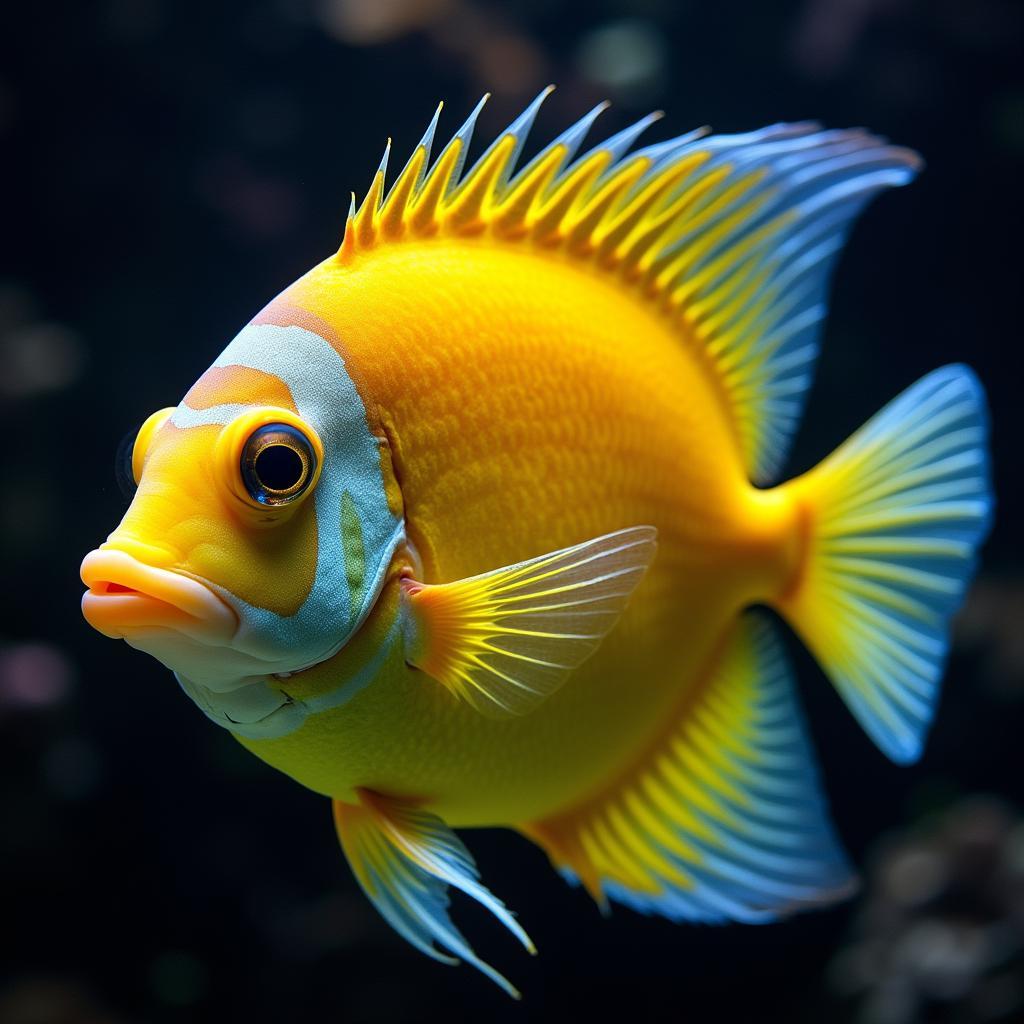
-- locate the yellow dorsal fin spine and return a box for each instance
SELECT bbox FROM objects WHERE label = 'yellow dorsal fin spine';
[352,139,389,249]
[443,135,516,234]
[491,143,567,239]
[530,150,612,245]
[379,143,428,240]
[407,139,462,236]
[336,91,921,483]
[566,156,650,256]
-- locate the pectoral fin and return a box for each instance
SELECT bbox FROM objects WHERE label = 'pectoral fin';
[401,526,657,716]
[332,790,534,997]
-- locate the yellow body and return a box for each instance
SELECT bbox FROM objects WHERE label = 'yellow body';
[239,240,799,826]
[81,96,991,991]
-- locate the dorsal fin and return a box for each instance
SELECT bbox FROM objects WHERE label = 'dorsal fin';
[337,90,921,483]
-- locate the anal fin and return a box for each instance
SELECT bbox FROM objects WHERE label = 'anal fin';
[525,613,856,923]
[333,790,534,997]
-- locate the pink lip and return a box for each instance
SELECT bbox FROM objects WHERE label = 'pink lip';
[80,549,237,643]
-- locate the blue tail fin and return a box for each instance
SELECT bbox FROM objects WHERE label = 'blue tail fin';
[780,365,993,763]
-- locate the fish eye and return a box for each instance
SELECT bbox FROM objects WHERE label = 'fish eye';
[240,423,318,506]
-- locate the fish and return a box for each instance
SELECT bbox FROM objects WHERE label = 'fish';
[80,89,993,996]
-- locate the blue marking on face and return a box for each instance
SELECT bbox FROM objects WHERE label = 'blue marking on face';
[170,323,404,682]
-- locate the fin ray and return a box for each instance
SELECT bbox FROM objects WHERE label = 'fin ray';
[338,94,919,481]
[403,526,657,717]
[779,365,993,763]
[333,790,533,998]
[527,614,856,923]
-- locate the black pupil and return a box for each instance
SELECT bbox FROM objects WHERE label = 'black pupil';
[255,444,304,491]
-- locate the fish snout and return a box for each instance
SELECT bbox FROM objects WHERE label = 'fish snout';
[80,548,237,644]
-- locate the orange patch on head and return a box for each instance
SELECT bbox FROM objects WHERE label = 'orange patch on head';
[185,365,297,413]
[251,300,342,350]
[115,420,319,619]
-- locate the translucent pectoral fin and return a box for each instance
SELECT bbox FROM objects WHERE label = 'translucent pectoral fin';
[401,526,658,717]
[333,791,534,998]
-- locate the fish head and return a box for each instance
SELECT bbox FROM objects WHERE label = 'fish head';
[80,315,404,717]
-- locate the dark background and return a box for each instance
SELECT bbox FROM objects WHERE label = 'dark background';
[2,1,1022,1022]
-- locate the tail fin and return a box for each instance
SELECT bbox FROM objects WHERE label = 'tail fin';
[778,365,993,763]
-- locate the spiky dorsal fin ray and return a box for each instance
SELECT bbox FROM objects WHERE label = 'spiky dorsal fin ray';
[337,90,920,483]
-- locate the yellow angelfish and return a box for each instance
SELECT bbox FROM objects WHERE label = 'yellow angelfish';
[80,90,993,995]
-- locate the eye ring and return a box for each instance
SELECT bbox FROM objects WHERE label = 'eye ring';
[117,407,174,499]
[115,428,139,500]
[240,423,318,506]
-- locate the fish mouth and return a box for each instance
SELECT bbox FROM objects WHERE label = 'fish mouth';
[80,549,237,644]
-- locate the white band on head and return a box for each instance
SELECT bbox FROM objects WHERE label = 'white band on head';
[170,323,404,697]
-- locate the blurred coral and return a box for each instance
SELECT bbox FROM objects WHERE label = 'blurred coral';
[828,796,1024,1023]
[0,643,74,714]
[955,579,1024,699]
[316,0,454,45]
[790,0,909,79]
[574,19,668,106]
[0,285,84,401]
